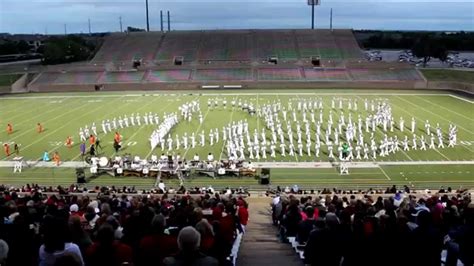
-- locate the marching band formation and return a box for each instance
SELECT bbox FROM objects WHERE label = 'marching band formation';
[75,96,459,162]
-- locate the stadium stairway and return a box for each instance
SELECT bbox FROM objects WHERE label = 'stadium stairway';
[237,198,304,266]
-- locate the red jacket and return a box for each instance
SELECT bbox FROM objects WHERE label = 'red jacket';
[86,241,133,266]
[238,207,249,226]
[139,234,178,266]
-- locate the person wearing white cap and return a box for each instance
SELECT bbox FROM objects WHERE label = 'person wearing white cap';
[70,204,79,214]
[163,226,217,266]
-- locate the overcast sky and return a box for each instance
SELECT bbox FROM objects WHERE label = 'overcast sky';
[0,0,473,34]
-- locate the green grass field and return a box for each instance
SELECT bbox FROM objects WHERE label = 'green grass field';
[420,69,474,83]
[0,89,473,190]
[0,74,21,86]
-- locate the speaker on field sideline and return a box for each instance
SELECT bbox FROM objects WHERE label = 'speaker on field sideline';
[268,56,278,65]
[311,56,321,67]
[76,168,86,184]
[259,168,271,185]
[174,56,184,66]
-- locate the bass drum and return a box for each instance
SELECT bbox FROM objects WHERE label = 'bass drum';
[84,155,92,164]
[99,157,109,167]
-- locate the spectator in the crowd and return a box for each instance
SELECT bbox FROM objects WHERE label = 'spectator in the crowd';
[236,199,249,233]
[38,215,84,266]
[297,206,316,244]
[410,210,443,266]
[163,226,218,266]
[68,216,92,255]
[138,214,178,266]
[304,213,342,266]
[281,201,302,238]
[0,239,8,265]
[85,224,133,266]
[53,253,83,266]
[446,202,474,266]
[271,194,283,225]
[195,219,215,255]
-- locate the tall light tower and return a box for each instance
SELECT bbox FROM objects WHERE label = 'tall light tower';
[145,0,150,31]
[307,0,321,30]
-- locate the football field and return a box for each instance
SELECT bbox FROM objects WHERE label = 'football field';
[0,89,473,190]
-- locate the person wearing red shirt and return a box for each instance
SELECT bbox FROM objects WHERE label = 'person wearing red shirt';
[86,224,133,266]
[195,219,215,255]
[138,214,178,266]
[237,199,249,233]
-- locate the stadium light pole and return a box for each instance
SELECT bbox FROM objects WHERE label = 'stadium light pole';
[145,0,150,32]
[167,11,170,31]
[330,8,333,31]
[160,10,164,32]
[308,0,320,30]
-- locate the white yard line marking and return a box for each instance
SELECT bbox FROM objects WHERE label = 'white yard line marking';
[256,93,260,134]
[354,95,414,161]
[69,97,162,161]
[379,166,391,180]
[1,101,95,158]
[1,160,472,168]
[121,98,175,160]
[1,98,68,122]
[218,96,239,161]
[158,96,201,158]
[143,96,195,159]
[391,97,457,161]
[415,96,474,122]
[398,95,474,153]
[0,92,455,100]
[449,94,474,104]
[3,97,126,160]
[396,95,471,132]
[2,99,79,139]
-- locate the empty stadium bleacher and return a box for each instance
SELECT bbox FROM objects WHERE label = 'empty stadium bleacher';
[304,68,351,81]
[94,29,363,64]
[29,29,425,91]
[93,32,163,63]
[194,68,253,81]
[146,70,191,82]
[98,71,145,83]
[155,31,202,62]
[349,68,423,81]
[53,72,102,84]
[258,68,303,81]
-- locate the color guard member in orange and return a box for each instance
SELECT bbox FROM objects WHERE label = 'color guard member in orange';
[3,143,10,157]
[114,132,121,143]
[89,134,96,146]
[37,123,43,133]
[53,151,60,166]
[66,136,73,148]
[6,123,13,134]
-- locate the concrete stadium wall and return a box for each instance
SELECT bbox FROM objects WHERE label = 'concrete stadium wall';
[10,73,29,92]
[33,80,425,92]
[31,84,96,92]
[427,81,474,95]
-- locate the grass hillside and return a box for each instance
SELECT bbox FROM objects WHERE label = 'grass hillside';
[420,69,474,83]
[0,74,22,86]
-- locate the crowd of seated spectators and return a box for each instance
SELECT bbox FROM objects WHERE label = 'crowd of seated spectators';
[0,183,250,197]
[0,185,250,266]
[267,184,465,196]
[272,186,473,266]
